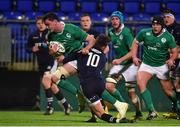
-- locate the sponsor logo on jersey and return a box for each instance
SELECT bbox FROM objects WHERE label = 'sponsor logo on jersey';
[148,46,157,51]
[146,32,151,36]
[156,43,161,48]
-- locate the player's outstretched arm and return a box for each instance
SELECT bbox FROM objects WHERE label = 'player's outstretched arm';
[82,34,96,54]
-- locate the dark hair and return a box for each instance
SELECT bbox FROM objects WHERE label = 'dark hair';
[80,13,91,18]
[35,16,43,23]
[43,12,60,22]
[162,8,175,16]
[95,34,110,48]
[152,16,165,27]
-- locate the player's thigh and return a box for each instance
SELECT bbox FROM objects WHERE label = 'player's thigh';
[137,71,152,91]
[108,65,124,75]
[63,60,77,75]
[160,79,174,96]
[137,64,153,92]
[81,78,105,99]
[155,64,169,80]
[122,64,138,82]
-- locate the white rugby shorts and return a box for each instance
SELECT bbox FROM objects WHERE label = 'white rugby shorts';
[109,64,138,82]
[138,62,169,80]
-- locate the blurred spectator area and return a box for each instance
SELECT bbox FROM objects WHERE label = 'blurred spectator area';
[0,0,179,21]
[0,0,179,71]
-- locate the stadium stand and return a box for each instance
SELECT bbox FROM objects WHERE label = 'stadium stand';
[0,0,179,69]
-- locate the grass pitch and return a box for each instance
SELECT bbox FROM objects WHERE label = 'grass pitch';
[0,111,180,126]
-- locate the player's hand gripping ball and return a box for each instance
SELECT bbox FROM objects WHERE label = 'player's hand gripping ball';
[48,41,65,56]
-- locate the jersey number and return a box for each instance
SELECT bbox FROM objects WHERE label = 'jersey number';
[87,52,100,67]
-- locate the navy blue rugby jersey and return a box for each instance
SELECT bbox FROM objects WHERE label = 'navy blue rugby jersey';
[63,47,107,82]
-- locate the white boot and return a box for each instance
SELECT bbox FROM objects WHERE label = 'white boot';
[114,101,128,120]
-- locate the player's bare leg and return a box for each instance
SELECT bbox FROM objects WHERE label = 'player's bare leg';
[126,85,143,120]
[137,71,158,120]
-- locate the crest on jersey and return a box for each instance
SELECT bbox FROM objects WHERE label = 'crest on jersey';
[161,38,166,43]
[66,33,71,38]
[119,35,123,40]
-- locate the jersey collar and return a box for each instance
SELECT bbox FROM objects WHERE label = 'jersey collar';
[57,21,65,35]
[156,28,166,37]
[115,24,124,35]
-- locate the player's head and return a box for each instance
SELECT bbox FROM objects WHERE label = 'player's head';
[43,12,60,32]
[152,16,165,36]
[162,8,175,26]
[80,13,92,32]
[35,16,46,32]
[95,34,110,51]
[110,11,124,30]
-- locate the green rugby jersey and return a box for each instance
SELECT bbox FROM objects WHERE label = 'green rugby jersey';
[108,26,134,65]
[136,28,176,66]
[48,23,88,55]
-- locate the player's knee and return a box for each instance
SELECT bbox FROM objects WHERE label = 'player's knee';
[106,77,117,84]
[105,85,115,94]
[131,96,138,104]
[126,83,136,92]
[51,75,60,84]
[42,71,52,88]
[52,66,70,85]
[110,73,123,82]
[51,84,59,94]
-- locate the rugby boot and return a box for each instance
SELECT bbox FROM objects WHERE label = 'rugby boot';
[114,101,128,120]
[64,104,72,115]
[119,118,134,123]
[85,115,97,122]
[44,107,54,115]
[146,111,158,120]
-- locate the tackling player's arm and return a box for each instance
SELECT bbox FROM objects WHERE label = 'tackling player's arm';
[82,34,96,54]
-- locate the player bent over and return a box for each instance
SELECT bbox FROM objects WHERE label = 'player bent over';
[41,12,96,115]
[63,34,133,123]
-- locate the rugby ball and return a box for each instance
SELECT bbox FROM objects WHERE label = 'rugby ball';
[49,41,65,56]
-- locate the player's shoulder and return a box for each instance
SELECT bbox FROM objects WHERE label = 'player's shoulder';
[139,28,151,34]
[123,26,133,35]
[65,23,79,29]
[123,26,131,31]
[30,30,39,36]
[164,29,175,39]
[174,22,180,31]
[108,27,114,33]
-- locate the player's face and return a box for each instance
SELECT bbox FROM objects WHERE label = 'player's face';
[80,16,92,32]
[152,23,162,34]
[163,15,175,26]
[44,19,57,32]
[36,19,46,32]
[111,16,121,29]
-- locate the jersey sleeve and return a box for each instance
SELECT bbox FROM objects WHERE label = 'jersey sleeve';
[168,35,177,49]
[71,24,88,42]
[125,29,134,49]
[136,29,145,43]
[63,53,77,64]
